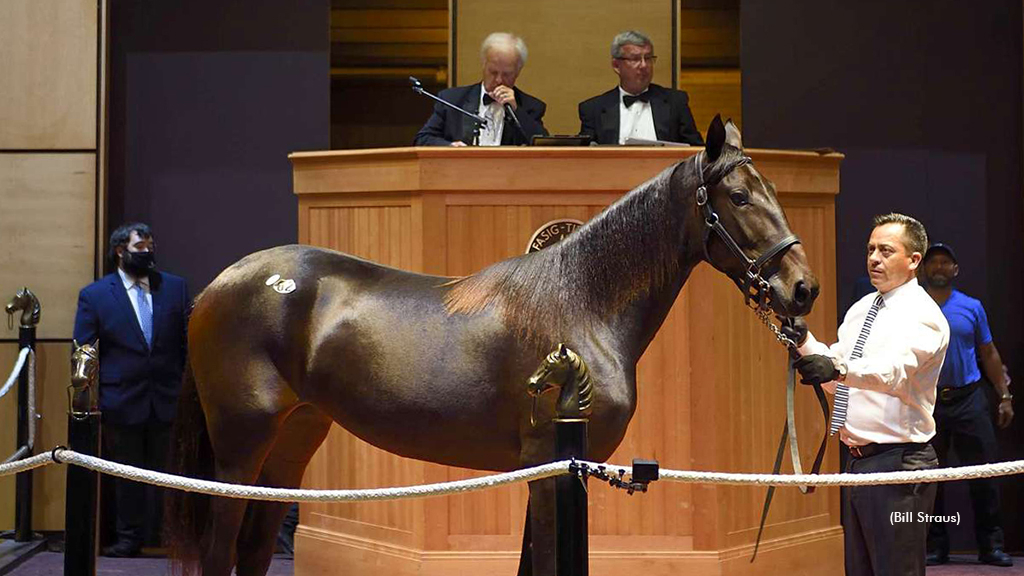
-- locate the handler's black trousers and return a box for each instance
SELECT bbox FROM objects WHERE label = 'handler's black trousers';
[928,384,1004,554]
[843,442,937,576]
[102,419,171,548]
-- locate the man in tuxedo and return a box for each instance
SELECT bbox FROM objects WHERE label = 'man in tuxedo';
[414,32,548,146]
[73,222,189,557]
[578,30,703,145]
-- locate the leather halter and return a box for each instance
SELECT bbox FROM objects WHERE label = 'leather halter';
[693,152,801,311]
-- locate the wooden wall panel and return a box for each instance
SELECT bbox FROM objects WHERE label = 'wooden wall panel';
[679,69,741,137]
[0,0,98,149]
[0,342,73,531]
[0,154,97,340]
[453,0,674,136]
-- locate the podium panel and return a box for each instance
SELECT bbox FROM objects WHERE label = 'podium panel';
[291,146,842,576]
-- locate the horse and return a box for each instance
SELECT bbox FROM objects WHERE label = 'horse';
[4,287,41,330]
[164,116,819,576]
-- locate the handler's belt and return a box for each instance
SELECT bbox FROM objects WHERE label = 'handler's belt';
[847,441,926,459]
[937,380,980,404]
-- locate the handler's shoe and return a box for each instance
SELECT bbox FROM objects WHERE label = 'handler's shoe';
[102,540,140,558]
[979,549,1013,567]
[925,551,948,566]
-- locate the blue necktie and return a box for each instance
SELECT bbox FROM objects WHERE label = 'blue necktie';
[135,283,153,347]
[830,294,884,435]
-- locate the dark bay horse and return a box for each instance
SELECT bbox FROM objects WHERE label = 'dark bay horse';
[165,117,819,576]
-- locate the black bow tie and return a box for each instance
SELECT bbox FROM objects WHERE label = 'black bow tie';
[622,92,650,108]
[483,93,497,106]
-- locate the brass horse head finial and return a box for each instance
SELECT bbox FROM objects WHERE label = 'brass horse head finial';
[71,340,99,389]
[5,287,41,330]
[69,340,99,416]
[527,343,593,426]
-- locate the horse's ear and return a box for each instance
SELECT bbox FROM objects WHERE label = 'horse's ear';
[556,343,568,357]
[724,119,743,149]
[72,339,79,351]
[705,114,726,163]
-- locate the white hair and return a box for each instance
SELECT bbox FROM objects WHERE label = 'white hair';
[611,30,652,58]
[480,32,528,69]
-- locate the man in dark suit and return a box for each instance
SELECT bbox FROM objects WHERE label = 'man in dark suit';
[414,32,547,146]
[578,30,703,146]
[73,222,189,557]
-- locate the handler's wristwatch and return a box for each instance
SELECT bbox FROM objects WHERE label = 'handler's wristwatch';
[832,357,848,382]
[1000,392,1013,402]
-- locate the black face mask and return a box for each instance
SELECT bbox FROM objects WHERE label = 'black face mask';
[121,251,156,277]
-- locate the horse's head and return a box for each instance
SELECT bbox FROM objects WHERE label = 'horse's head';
[71,339,99,389]
[5,287,42,329]
[688,116,819,318]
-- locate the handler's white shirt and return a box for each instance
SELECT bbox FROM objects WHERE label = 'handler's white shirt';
[618,87,657,144]
[798,278,949,447]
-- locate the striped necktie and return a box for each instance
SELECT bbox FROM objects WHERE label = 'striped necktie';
[830,293,884,435]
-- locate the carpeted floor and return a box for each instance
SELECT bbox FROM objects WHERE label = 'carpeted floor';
[5,551,1020,575]
[6,551,294,575]
[927,554,1022,576]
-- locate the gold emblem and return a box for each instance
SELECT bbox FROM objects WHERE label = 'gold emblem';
[525,219,584,254]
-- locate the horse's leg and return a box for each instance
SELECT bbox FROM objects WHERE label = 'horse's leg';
[198,366,295,576]
[526,478,557,576]
[235,405,332,576]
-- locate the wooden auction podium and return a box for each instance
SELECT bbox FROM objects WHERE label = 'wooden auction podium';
[290,147,843,576]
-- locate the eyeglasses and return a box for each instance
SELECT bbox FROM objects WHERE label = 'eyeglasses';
[616,55,658,66]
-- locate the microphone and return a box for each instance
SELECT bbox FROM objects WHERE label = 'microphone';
[504,103,522,129]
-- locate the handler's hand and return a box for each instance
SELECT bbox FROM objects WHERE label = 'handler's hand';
[793,354,838,386]
[778,316,808,347]
[997,399,1014,429]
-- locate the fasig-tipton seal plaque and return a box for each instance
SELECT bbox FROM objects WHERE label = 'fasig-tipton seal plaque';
[526,219,584,254]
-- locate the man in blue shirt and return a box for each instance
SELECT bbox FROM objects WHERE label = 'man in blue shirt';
[921,243,1014,567]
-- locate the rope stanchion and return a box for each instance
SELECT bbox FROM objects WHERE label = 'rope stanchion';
[0,347,30,400]
[53,449,571,502]
[1,448,1020,502]
[589,459,1024,487]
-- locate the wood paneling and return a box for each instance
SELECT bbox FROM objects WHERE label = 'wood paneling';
[454,0,674,136]
[293,147,843,575]
[0,0,98,149]
[0,342,73,530]
[0,154,97,340]
[679,69,741,136]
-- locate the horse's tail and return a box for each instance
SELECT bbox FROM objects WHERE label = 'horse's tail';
[165,357,213,576]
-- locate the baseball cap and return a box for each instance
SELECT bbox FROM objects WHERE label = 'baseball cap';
[924,242,957,264]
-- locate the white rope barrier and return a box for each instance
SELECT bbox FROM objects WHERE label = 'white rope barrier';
[1,348,37,464]
[0,347,30,399]
[0,449,1021,502]
[599,459,1024,487]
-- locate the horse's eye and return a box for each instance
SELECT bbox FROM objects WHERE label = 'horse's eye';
[729,190,750,206]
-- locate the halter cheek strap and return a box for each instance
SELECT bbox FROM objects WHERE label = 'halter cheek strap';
[694,152,802,310]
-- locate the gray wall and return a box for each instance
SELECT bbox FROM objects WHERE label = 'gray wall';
[107,0,330,291]
[742,0,1024,553]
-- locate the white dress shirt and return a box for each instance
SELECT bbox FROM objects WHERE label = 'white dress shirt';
[477,83,505,146]
[798,278,949,446]
[618,87,657,144]
[118,267,152,334]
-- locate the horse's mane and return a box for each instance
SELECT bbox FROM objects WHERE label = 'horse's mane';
[444,158,698,343]
[444,146,749,343]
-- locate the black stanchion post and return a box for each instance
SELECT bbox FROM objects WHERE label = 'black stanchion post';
[14,323,35,543]
[64,412,100,576]
[554,418,588,576]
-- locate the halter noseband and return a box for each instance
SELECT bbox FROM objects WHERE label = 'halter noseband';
[693,152,801,311]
